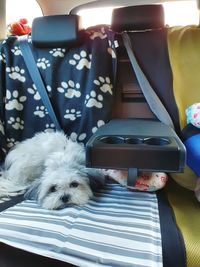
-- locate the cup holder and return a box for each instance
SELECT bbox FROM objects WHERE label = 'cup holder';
[98,136,124,144]
[97,136,170,146]
[144,137,170,146]
[125,137,143,145]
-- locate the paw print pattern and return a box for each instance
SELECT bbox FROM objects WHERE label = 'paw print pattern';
[69,132,87,142]
[5,90,27,111]
[27,84,41,100]
[64,109,81,121]
[37,58,51,69]
[6,66,26,82]
[107,40,117,59]
[94,76,113,95]
[34,106,48,118]
[57,80,81,98]
[89,27,107,40]
[85,90,103,108]
[0,52,6,63]
[7,117,24,130]
[11,46,22,56]
[45,123,55,132]
[7,138,18,148]
[92,120,105,133]
[28,84,52,100]
[0,120,5,135]
[49,48,66,57]
[69,50,92,70]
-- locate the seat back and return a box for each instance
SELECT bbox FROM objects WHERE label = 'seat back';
[0,15,116,162]
[168,26,200,129]
[111,5,181,134]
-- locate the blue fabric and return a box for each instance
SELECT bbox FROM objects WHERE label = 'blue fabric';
[0,26,116,161]
[184,133,200,176]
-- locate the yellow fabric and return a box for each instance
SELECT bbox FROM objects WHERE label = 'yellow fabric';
[170,165,197,191]
[166,178,200,267]
[167,26,200,129]
[167,26,200,190]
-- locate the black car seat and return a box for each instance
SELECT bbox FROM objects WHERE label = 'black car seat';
[111,5,180,131]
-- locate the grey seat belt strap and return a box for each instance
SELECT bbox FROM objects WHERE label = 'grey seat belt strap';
[122,32,174,129]
[19,35,62,131]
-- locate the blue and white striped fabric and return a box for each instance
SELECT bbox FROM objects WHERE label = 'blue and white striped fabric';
[0,183,162,267]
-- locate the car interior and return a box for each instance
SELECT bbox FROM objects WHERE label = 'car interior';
[0,0,200,266]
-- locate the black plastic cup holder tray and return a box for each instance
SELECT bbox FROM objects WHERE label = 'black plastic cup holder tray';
[97,136,171,146]
[86,119,186,172]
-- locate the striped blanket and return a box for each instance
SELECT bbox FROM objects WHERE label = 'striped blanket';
[0,183,162,267]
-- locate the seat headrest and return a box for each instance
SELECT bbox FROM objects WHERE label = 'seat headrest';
[32,14,83,48]
[111,5,164,32]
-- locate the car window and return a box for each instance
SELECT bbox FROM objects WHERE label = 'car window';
[77,0,198,28]
[6,0,42,27]
[77,6,114,28]
[163,0,198,26]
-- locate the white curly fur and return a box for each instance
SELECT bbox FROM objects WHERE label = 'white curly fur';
[0,132,105,209]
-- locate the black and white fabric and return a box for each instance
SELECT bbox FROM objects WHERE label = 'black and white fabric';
[0,26,116,162]
[0,183,162,267]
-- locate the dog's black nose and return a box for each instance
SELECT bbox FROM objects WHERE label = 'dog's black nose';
[61,194,70,203]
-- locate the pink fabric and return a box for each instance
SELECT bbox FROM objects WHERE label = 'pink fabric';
[128,172,168,191]
[186,103,200,128]
[105,170,168,191]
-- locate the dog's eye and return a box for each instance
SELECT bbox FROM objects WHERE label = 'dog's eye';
[49,185,57,193]
[70,181,79,188]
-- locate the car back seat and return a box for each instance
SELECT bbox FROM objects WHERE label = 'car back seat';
[0,13,180,267]
[0,5,198,267]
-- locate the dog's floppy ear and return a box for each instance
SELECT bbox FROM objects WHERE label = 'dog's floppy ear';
[83,168,105,191]
[24,180,41,200]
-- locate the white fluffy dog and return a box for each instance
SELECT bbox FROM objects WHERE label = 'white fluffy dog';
[0,132,105,210]
[0,131,167,209]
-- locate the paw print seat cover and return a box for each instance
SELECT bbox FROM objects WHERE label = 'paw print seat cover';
[0,25,116,161]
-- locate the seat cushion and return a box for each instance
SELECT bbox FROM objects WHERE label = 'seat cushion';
[0,183,163,267]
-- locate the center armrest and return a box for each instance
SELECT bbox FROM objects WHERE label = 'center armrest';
[86,119,186,173]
